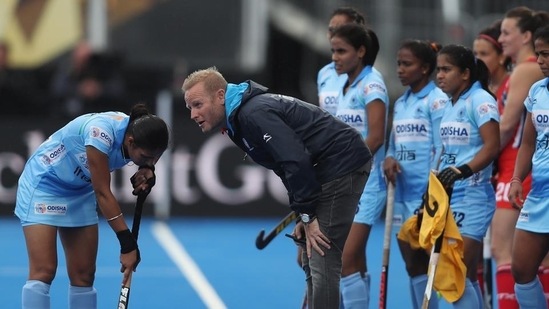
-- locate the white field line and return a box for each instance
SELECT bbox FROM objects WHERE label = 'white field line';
[151,221,227,309]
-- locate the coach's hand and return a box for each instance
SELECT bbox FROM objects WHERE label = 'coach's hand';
[130,165,156,195]
[296,219,331,258]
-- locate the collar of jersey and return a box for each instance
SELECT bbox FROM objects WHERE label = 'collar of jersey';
[459,81,482,100]
[404,80,436,101]
[349,65,372,88]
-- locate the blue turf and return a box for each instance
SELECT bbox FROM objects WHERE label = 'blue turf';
[0,217,494,308]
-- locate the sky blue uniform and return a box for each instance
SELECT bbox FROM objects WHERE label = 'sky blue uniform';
[317,62,347,116]
[439,81,499,241]
[516,78,549,233]
[386,81,448,225]
[15,112,131,227]
[336,65,389,225]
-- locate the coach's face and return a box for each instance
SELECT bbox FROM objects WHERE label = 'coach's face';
[185,81,226,133]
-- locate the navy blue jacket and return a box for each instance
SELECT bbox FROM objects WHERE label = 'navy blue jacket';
[225,80,371,214]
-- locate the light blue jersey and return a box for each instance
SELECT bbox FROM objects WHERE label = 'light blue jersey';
[439,82,499,190]
[336,65,389,225]
[386,81,448,221]
[524,78,549,196]
[15,112,131,227]
[517,78,549,233]
[438,81,499,240]
[317,62,347,116]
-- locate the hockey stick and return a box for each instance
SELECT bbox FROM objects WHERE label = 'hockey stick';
[255,211,298,249]
[379,182,395,309]
[421,183,453,309]
[421,228,445,309]
[483,227,493,309]
[117,191,148,309]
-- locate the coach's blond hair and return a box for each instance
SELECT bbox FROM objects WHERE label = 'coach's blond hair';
[182,66,227,95]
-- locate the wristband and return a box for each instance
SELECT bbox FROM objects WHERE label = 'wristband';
[116,229,138,254]
[457,164,474,179]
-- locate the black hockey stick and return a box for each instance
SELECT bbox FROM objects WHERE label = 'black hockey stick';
[117,190,149,309]
[255,211,298,249]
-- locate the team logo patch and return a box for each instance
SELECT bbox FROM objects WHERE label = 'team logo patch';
[77,152,89,169]
[90,126,113,147]
[34,203,67,215]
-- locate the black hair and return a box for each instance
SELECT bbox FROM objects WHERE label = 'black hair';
[331,24,380,66]
[399,39,442,76]
[534,24,549,44]
[438,44,494,98]
[126,103,169,151]
[330,7,366,25]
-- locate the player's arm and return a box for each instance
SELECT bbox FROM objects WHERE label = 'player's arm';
[508,112,535,208]
[467,120,500,172]
[512,112,535,180]
[87,146,138,279]
[365,99,386,155]
[87,145,128,231]
[500,63,542,149]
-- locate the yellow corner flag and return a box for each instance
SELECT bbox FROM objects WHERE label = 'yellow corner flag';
[396,172,467,302]
[419,171,466,303]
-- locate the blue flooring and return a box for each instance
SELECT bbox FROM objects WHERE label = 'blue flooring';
[0,217,496,308]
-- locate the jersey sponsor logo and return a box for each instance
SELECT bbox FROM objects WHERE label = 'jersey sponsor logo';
[319,91,338,107]
[440,121,470,145]
[336,109,365,125]
[337,113,364,123]
[34,202,67,215]
[363,82,386,96]
[393,119,430,142]
[533,111,549,128]
[395,122,428,133]
[91,126,113,147]
[40,144,66,166]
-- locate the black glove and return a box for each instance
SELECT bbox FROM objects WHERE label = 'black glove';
[437,164,473,188]
[116,229,141,270]
[130,165,156,195]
